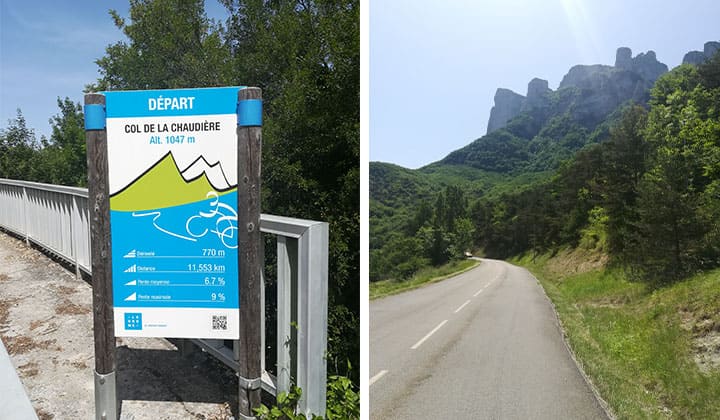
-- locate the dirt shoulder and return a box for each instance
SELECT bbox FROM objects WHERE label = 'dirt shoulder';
[0,231,238,419]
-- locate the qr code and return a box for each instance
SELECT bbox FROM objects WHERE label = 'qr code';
[212,315,228,330]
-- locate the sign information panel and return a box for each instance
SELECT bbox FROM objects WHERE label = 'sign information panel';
[106,87,243,339]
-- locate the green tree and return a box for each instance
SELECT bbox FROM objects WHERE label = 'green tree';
[407,200,432,234]
[418,225,454,266]
[443,185,467,231]
[91,0,230,90]
[599,105,648,264]
[221,0,359,380]
[453,217,475,255]
[633,64,720,280]
[0,110,39,181]
[37,98,87,186]
[372,234,429,280]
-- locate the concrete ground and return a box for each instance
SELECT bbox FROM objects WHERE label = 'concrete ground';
[0,231,239,419]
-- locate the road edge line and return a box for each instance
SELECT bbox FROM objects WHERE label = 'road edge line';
[518,264,616,420]
[370,260,481,300]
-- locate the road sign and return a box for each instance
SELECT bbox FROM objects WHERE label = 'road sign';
[105,87,244,339]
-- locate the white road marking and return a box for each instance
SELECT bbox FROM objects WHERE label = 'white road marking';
[411,320,448,350]
[473,288,484,297]
[454,299,471,313]
[369,370,388,386]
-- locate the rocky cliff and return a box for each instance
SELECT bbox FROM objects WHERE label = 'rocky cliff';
[683,41,720,65]
[486,47,668,134]
[487,78,552,134]
[486,88,525,133]
[522,78,551,111]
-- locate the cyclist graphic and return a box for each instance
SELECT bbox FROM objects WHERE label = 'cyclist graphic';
[132,191,238,249]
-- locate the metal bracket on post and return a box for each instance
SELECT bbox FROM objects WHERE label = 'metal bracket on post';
[94,371,117,420]
[239,375,263,391]
[236,375,262,420]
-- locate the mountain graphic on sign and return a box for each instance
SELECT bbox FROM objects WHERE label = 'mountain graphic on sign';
[180,155,232,191]
[110,152,234,212]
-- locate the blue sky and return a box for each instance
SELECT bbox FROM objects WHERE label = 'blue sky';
[0,0,228,141]
[371,0,720,169]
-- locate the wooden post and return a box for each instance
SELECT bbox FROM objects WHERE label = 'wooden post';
[237,87,263,418]
[85,93,117,420]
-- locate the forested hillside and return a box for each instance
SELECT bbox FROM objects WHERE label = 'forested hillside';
[370,43,720,284]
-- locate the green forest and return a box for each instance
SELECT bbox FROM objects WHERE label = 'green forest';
[0,0,359,409]
[371,51,720,286]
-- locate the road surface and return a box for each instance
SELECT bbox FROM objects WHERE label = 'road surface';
[370,259,607,419]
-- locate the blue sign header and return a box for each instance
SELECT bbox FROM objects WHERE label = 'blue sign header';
[105,86,245,118]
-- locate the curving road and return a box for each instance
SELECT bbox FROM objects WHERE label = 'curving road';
[369,259,607,419]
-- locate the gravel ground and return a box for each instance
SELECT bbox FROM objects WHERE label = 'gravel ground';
[0,231,239,419]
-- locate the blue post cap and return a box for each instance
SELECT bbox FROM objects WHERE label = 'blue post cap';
[237,99,263,127]
[84,104,106,130]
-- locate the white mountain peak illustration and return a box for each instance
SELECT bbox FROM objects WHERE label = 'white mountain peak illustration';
[180,155,231,191]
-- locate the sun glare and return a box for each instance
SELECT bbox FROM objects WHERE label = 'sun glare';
[559,0,601,64]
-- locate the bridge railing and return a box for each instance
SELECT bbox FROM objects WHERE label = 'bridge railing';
[0,178,328,416]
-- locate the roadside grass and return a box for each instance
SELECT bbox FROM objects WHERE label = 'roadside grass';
[369,259,480,300]
[513,252,720,419]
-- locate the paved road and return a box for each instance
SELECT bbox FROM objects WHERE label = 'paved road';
[370,259,607,419]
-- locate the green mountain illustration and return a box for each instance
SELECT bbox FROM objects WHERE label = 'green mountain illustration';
[110,152,234,212]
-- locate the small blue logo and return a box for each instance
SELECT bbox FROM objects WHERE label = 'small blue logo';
[125,313,142,330]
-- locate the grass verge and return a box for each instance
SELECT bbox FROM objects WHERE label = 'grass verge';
[370,259,480,300]
[512,251,720,419]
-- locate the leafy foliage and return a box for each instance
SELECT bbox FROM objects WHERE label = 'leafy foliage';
[221,0,359,380]
[630,62,720,280]
[0,110,39,180]
[255,386,321,420]
[90,0,230,90]
[0,100,86,186]
[39,98,88,186]
[371,184,473,281]
[254,375,359,420]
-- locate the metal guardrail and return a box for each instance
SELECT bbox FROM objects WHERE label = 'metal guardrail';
[0,178,328,416]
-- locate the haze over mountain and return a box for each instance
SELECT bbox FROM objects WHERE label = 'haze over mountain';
[486,47,667,135]
[373,41,716,183]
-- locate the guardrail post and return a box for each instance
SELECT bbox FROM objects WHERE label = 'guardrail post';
[296,222,328,416]
[276,236,298,395]
[85,93,117,420]
[70,195,80,280]
[22,186,29,244]
[237,87,263,418]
